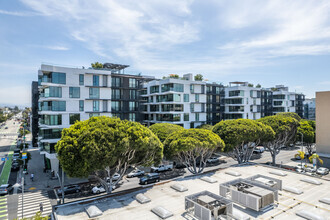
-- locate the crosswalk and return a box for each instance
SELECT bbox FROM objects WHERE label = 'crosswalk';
[0,196,8,220]
[17,191,52,219]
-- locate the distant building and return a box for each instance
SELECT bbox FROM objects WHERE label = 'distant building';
[303,98,315,120]
[315,91,330,168]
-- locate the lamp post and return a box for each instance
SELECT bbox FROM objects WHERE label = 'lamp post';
[56,169,65,204]
[298,132,303,151]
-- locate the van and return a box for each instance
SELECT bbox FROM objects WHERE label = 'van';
[139,173,160,185]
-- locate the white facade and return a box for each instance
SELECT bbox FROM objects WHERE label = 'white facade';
[224,82,262,120]
[272,85,298,114]
[141,74,206,129]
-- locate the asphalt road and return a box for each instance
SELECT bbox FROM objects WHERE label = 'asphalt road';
[0,116,21,220]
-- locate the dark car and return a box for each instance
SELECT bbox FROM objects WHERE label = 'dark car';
[0,184,13,195]
[139,173,160,185]
[11,161,20,171]
[57,185,81,195]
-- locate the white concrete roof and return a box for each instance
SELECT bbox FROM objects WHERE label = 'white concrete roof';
[55,165,330,220]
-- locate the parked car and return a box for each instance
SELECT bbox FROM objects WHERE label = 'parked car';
[253,146,265,154]
[305,167,316,173]
[316,167,329,175]
[11,161,20,171]
[92,185,106,194]
[57,185,81,195]
[151,164,173,172]
[295,164,304,170]
[139,173,160,185]
[4,127,8,129]
[0,184,13,195]
[207,157,219,163]
[127,169,145,178]
[106,173,121,183]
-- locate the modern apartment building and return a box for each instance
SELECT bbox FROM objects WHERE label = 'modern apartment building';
[141,74,207,129]
[206,83,225,125]
[31,81,39,147]
[303,98,316,120]
[224,82,263,120]
[272,85,305,118]
[36,63,153,173]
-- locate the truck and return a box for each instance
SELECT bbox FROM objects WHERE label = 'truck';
[151,164,173,172]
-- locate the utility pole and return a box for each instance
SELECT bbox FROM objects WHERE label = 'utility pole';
[21,173,24,219]
[21,124,26,219]
[56,171,65,204]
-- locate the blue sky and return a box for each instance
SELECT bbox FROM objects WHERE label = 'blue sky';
[0,0,330,106]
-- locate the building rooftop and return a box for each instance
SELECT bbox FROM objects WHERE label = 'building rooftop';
[54,165,330,220]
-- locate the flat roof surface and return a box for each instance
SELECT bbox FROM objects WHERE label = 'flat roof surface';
[55,165,330,220]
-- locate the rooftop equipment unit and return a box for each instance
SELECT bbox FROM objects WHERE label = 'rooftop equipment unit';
[296,210,326,220]
[246,174,282,190]
[269,170,287,176]
[171,184,188,192]
[225,171,241,177]
[319,198,330,205]
[219,178,278,211]
[300,178,322,185]
[135,193,151,204]
[201,176,217,183]
[85,205,103,218]
[185,190,233,220]
[283,186,303,195]
[151,206,173,219]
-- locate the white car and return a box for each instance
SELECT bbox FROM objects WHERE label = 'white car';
[207,157,219,163]
[127,169,145,178]
[151,164,173,172]
[316,167,329,175]
[92,185,106,194]
[253,146,265,153]
[305,167,316,173]
[106,173,121,183]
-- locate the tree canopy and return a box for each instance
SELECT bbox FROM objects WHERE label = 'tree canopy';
[56,116,163,192]
[91,62,103,69]
[164,129,224,174]
[212,119,275,163]
[194,74,203,81]
[195,124,213,130]
[276,112,302,122]
[297,119,315,155]
[149,123,184,143]
[258,115,299,165]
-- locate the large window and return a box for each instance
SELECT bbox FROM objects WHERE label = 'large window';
[225,98,243,104]
[273,94,285,99]
[112,77,121,87]
[103,75,108,87]
[195,113,199,121]
[150,86,159,94]
[184,94,189,102]
[69,87,80,98]
[89,113,100,118]
[93,100,100,111]
[195,94,200,102]
[43,86,62,98]
[89,88,100,99]
[111,101,121,111]
[129,102,136,111]
[69,114,80,124]
[156,94,181,102]
[129,78,137,88]
[150,105,160,112]
[52,72,66,84]
[79,100,84,111]
[129,90,136,99]
[79,74,84,85]
[229,90,244,97]
[103,100,108,112]
[161,104,183,112]
[111,89,121,99]
[40,115,62,125]
[129,113,136,121]
[161,83,184,92]
[184,113,189,121]
[229,106,244,112]
[156,114,181,122]
[93,75,99,86]
[52,101,66,111]
[40,128,62,139]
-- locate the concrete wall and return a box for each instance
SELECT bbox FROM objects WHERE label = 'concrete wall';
[316,91,330,167]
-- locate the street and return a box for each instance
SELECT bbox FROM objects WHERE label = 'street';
[0,117,309,220]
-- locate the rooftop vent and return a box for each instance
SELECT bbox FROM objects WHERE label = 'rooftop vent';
[319,198,330,205]
[201,176,217,183]
[232,209,251,220]
[225,171,241,177]
[269,171,287,176]
[300,178,322,185]
[151,206,173,219]
[135,193,151,204]
[171,184,188,192]
[85,205,102,218]
[283,186,303,195]
[296,210,326,220]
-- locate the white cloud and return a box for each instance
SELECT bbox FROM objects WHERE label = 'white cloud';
[319,81,330,85]
[0,9,38,16]
[44,46,69,51]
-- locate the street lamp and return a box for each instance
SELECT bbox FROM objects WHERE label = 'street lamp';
[56,169,65,204]
[298,132,303,151]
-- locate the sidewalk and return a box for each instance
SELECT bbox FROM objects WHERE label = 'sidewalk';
[22,135,87,191]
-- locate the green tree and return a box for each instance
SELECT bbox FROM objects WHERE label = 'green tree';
[169,74,179,79]
[56,116,163,193]
[297,120,315,155]
[248,83,254,87]
[149,123,184,143]
[212,119,275,164]
[15,211,49,220]
[258,115,299,165]
[164,129,224,174]
[91,62,103,69]
[256,84,261,88]
[196,124,213,130]
[194,74,203,81]
[276,112,302,122]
